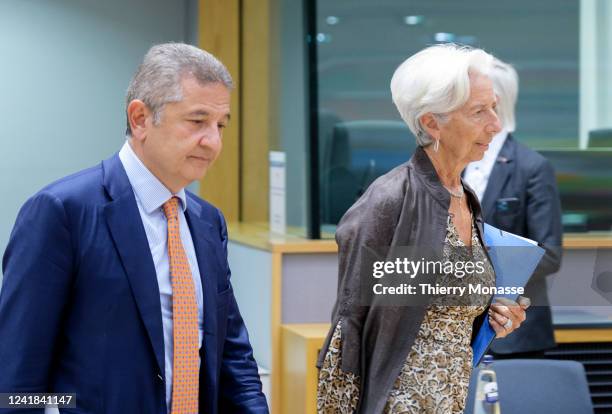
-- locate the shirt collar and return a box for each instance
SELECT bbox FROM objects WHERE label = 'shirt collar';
[118,140,187,214]
[486,128,509,164]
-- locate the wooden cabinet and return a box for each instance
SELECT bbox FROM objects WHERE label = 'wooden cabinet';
[281,324,330,414]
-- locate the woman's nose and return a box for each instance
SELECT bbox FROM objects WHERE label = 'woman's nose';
[487,110,502,134]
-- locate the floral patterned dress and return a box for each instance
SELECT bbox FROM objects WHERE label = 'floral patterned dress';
[317,216,495,414]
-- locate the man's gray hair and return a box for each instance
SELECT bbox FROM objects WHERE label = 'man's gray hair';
[390,44,494,146]
[490,58,518,132]
[125,42,233,135]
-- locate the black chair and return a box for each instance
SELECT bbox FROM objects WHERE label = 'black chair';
[465,359,594,414]
[321,120,415,223]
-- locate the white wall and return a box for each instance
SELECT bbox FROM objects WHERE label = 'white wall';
[227,242,272,369]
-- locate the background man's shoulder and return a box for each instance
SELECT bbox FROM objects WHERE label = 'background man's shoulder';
[513,139,551,170]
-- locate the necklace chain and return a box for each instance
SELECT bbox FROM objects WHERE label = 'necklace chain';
[444,185,465,198]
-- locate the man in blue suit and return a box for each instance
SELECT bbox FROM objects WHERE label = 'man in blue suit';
[0,43,268,413]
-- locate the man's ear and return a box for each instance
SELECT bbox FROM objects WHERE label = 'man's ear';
[127,100,150,141]
[419,113,441,141]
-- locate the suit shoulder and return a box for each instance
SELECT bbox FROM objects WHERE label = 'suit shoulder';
[513,140,550,169]
[35,164,103,202]
[14,164,104,226]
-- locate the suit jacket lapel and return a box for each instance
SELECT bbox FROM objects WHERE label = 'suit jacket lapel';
[102,154,165,376]
[481,133,516,217]
[184,198,220,377]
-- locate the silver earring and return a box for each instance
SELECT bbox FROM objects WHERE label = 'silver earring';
[434,139,440,152]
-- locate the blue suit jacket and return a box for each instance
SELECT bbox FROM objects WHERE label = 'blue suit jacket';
[481,134,563,354]
[0,154,268,413]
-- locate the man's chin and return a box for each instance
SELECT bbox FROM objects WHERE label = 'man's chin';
[189,168,210,182]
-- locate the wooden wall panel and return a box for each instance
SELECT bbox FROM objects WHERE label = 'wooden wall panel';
[199,0,275,225]
[199,0,240,221]
[241,0,274,223]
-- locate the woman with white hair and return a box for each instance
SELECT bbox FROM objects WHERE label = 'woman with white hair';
[316,44,528,414]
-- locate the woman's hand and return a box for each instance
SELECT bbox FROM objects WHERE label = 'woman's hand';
[488,296,530,338]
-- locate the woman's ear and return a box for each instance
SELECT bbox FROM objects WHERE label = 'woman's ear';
[419,113,441,141]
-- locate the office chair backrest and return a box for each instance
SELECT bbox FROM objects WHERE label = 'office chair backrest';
[465,359,594,414]
[321,120,416,223]
[327,120,415,174]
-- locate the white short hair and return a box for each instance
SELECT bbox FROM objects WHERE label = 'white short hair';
[490,58,518,132]
[390,44,494,146]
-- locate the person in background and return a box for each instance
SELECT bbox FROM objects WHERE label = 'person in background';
[0,43,268,414]
[317,44,527,414]
[464,58,563,358]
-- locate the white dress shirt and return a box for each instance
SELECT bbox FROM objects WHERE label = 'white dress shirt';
[464,129,509,201]
[119,141,204,412]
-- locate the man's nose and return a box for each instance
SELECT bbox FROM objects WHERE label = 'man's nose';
[199,125,222,145]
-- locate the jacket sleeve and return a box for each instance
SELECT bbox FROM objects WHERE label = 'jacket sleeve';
[317,175,404,375]
[525,158,563,280]
[0,192,74,409]
[216,210,269,414]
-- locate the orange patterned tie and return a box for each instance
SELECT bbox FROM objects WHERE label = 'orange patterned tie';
[163,197,200,414]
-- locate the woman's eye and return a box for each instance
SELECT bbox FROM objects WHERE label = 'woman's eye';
[218,124,226,130]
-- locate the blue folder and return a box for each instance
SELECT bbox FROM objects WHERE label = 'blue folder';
[471,223,545,367]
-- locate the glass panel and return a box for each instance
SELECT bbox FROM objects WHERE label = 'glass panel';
[313,0,612,234]
[269,0,310,237]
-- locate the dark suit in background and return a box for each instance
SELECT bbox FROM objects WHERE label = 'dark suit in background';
[483,134,563,355]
